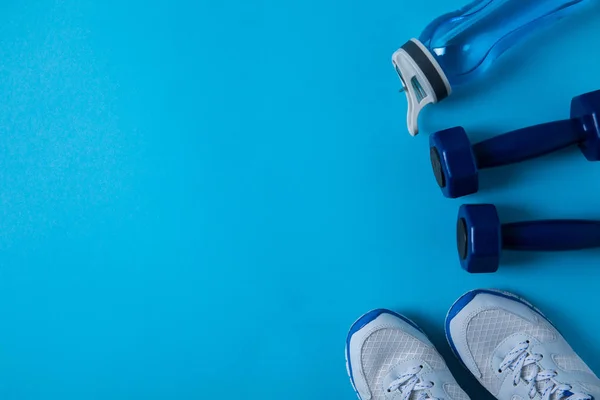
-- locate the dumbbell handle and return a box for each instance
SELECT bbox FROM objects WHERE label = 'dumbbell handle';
[473,119,586,169]
[502,220,600,251]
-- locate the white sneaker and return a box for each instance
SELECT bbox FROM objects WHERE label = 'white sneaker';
[445,289,600,400]
[346,309,471,400]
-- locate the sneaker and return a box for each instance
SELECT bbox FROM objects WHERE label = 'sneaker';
[346,309,470,400]
[445,289,600,400]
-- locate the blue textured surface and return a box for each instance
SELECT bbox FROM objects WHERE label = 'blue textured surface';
[1,1,600,399]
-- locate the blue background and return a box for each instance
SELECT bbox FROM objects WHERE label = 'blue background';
[0,0,599,399]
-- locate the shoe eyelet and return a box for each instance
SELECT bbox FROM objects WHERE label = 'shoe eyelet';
[526,340,530,344]
[498,369,503,373]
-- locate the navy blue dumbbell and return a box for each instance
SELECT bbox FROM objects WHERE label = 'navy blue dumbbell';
[457,204,600,273]
[430,90,600,198]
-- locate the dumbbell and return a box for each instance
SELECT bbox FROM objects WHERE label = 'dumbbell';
[457,204,600,273]
[430,90,600,198]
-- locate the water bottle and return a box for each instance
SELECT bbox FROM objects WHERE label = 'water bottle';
[393,0,594,136]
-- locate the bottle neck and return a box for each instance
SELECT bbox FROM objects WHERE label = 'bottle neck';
[391,39,452,136]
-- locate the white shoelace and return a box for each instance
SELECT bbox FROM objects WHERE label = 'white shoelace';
[499,340,592,400]
[386,365,439,400]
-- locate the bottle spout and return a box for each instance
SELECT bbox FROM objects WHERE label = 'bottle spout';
[392,39,452,136]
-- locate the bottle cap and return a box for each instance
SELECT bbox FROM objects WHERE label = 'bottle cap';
[392,39,452,136]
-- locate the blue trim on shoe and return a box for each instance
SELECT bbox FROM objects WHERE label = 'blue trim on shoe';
[345,309,425,396]
[444,289,551,368]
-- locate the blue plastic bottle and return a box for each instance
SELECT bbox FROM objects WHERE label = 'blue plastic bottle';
[393,0,593,136]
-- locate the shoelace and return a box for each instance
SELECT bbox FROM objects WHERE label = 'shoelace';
[499,340,592,400]
[386,365,439,400]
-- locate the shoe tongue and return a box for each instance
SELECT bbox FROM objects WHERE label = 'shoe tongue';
[409,391,428,400]
[520,364,570,400]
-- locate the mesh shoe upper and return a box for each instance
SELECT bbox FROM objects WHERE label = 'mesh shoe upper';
[465,308,557,394]
[346,309,470,400]
[361,328,447,399]
[443,383,470,400]
[446,290,600,400]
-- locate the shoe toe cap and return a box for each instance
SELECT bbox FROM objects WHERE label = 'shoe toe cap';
[346,310,435,399]
[446,290,556,393]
